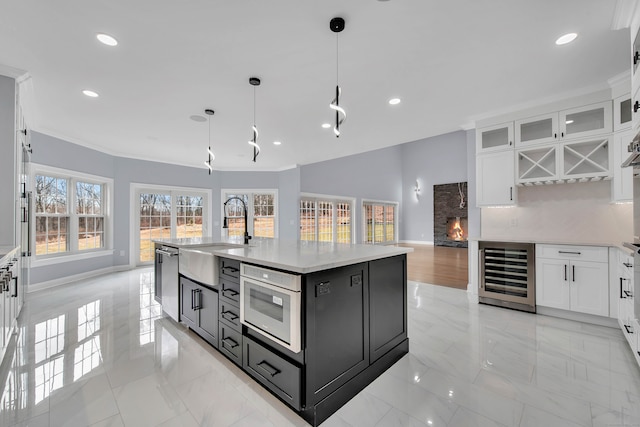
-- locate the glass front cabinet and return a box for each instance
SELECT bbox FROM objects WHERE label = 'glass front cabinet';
[476,122,514,153]
[515,101,612,147]
[613,94,632,132]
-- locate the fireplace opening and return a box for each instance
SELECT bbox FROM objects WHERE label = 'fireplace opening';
[446,217,468,241]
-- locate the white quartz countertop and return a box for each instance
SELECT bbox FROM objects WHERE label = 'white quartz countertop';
[155,238,412,274]
[471,237,633,253]
[0,246,19,264]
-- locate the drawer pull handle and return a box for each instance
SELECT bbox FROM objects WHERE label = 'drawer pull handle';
[222,289,239,298]
[222,266,239,274]
[624,263,633,268]
[221,311,239,321]
[621,278,626,299]
[222,337,239,349]
[257,360,281,377]
[625,324,634,334]
[558,251,581,255]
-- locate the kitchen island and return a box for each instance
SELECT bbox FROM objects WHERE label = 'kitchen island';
[154,238,411,426]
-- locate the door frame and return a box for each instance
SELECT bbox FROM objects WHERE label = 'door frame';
[129,183,212,267]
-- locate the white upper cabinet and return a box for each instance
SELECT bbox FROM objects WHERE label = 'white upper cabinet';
[515,113,558,146]
[476,151,516,207]
[515,101,612,147]
[614,94,632,132]
[559,102,612,140]
[476,122,514,153]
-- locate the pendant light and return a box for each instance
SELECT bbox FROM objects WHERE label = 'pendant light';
[329,17,347,138]
[248,77,261,162]
[204,109,215,174]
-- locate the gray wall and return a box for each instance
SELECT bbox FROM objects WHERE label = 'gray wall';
[29,127,473,284]
[29,132,302,283]
[0,76,16,246]
[400,131,469,243]
[278,167,301,240]
[300,145,404,243]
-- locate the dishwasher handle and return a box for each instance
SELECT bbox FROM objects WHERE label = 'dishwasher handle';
[155,248,179,257]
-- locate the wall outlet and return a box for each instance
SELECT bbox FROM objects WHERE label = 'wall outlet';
[119,250,125,256]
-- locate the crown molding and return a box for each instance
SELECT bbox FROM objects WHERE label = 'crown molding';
[0,63,28,79]
[611,0,638,29]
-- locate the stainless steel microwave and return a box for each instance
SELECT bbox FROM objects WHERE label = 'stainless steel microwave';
[239,263,302,353]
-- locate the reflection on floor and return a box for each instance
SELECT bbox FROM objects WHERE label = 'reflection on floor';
[1,268,638,426]
[401,244,468,289]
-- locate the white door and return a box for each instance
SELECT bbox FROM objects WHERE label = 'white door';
[570,260,609,316]
[536,258,570,310]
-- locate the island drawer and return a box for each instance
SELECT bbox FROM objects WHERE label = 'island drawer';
[220,258,241,282]
[219,323,242,366]
[219,299,241,331]
[220,279,240,304]
[243,336,301,410]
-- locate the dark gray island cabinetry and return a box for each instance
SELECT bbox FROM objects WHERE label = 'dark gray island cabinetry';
[153,238,410,426]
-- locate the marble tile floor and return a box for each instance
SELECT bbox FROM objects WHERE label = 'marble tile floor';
[1,268,639,426]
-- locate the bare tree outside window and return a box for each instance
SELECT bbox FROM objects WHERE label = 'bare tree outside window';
[35,175,69,255]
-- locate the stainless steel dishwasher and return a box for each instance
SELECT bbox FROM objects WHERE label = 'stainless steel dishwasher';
[155,245,180,321]
[479,241,535,313]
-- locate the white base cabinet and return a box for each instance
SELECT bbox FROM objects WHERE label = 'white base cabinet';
[536,245,609,317]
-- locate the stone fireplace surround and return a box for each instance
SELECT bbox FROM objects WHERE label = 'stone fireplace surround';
[434,182,468,248]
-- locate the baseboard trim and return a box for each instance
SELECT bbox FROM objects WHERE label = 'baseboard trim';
[536,306,618,328]
[399,240,434,245]
[28,265,132,293]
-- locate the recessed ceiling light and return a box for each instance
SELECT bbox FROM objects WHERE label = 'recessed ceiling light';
[555,33,577,45]
[82,89,99,98]
[389,98,401,105]
[322,123,331,129]
[96,33,118,46]
[190,115,206,122]
[273,141,282,146]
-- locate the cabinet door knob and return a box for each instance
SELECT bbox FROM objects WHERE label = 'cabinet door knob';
[634,101,640,113]
[634,51,640,65]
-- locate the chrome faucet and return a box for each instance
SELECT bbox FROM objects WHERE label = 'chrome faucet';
[222,197,252,245]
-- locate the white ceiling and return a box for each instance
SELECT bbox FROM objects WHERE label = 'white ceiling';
[0,0,632,171]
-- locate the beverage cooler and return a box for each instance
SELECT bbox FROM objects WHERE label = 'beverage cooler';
[479,241,536,313]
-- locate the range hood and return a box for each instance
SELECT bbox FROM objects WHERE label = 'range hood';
[622,131,640,168]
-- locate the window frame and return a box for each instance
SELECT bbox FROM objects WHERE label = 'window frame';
[299,193,355,244]
[31,164,114,267]
[131,183,212,266]
[362,199,399,245]
[221,189,279,239]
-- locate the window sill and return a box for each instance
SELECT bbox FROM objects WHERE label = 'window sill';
[31,249,115,268]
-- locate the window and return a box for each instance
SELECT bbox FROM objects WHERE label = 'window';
[33,165,112,258]
[134,185,210,264]
[299,195,354,243]
[222,190,277,239]
[363,200,398,245]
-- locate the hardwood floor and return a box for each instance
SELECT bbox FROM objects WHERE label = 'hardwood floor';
[399,243,468,289]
